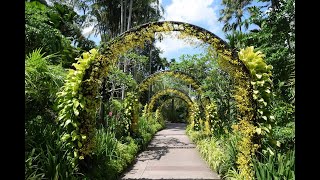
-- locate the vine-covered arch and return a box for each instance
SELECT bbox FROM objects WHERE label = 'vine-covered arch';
[137,70,202,94]
[147,88,194,114]
[153,96,192,123]
[56,21,273,178]
[156,97,190,113]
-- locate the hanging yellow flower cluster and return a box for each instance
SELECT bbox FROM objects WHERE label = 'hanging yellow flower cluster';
[204,101,219,136]
[123,92,139,133]
[189,101,201,131]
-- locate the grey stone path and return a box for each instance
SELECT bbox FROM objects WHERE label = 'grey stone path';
[120,123,220,180]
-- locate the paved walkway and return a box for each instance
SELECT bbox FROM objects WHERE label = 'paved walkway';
[120,123,220,180]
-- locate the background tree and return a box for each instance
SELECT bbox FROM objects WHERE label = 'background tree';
[25,1,96,68]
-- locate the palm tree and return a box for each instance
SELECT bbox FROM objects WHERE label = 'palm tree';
[219,0,252,33]
[225,31,247,49]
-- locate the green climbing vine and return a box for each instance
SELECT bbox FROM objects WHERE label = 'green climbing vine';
[56,49,102,167]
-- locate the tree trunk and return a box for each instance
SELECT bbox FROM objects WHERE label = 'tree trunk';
[120,0,124,33]
[171,98,174,122]
[99,78,107,126]
[148,43,152,101]
[127,0,133,30]
[124,0,127,32]
[121,60,127,100]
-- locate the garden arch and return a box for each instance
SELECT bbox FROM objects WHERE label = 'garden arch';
[56,21,273,178]
[154,97,192,123]
[146,88,193,114]
[138,70,202,94]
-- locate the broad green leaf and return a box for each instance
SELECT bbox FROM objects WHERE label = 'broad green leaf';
[61,134,70,141]
[73,99,80,108]
[74,108,79,116]
[72,122,78,128]
[256,74,262,79]
[79,101,85,109]
[89,48,97,54]
[74,151,78,158]
[256,128,262,135]
[83,52,89,59]
[258,109,264,115]
[81,135,87,140]
[71,131,78,141]
[266,65,273,70]
[261,126,270,133]
[58,114,66,121]
[267,147,274,156]
[64,119,71,127]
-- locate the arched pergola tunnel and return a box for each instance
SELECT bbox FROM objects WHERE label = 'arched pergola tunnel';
[56,21,273,179]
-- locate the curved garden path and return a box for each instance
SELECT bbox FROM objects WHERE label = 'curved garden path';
[121,123,220,180]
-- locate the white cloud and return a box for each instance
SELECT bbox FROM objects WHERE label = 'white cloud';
[155,0,223,59]
[155,32,202,58]
[82,25,94,37]
[163,0,221,33]
[155,34,192,57]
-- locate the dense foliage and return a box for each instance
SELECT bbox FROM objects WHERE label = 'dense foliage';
[25,0,294,179]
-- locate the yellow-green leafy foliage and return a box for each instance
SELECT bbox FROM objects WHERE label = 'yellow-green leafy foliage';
[56,49,102,167]
[142,103,149,118]
[239,46,273,130]
[224,47,273,179]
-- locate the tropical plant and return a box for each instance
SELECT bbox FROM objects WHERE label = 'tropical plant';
[25,1,80,67]
[252,149,295,180]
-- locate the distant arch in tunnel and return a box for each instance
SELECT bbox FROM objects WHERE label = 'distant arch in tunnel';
[156,97,192,123]
[137,70,202,94]
[147,88,193,113]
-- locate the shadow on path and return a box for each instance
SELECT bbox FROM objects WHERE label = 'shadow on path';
[120,123,220,180]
